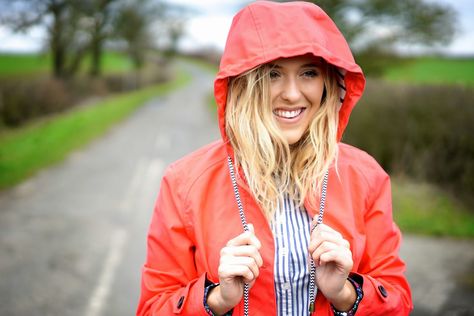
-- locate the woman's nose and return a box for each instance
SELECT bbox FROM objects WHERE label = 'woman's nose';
[281,78,302,103]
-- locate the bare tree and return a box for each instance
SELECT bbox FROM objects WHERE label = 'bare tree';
[0,0,93,78]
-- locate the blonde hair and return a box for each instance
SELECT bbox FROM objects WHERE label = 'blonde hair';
[225,60,340,219]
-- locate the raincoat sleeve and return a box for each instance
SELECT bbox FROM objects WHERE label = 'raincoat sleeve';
[136,164,209,315]
[352,169,413,315]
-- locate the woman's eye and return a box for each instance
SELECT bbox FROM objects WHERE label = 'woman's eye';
[302,69,319,78]
[269,70,280,79]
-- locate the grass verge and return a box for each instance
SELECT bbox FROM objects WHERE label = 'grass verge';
[392,176,474,238]
[0,69,191,189]
[208,92,217,114]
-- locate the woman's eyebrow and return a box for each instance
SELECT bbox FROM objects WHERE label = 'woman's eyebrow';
[267,62,321,68]
[302,63,321,68]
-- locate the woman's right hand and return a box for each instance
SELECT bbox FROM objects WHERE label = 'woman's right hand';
[207,224,263,315]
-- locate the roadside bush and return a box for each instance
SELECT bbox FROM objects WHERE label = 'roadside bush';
[344,80,474,208]
[0,64,169,127]
[0,78,72,126]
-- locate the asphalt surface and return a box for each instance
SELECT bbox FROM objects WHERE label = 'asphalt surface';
[0,62,473,316]
[401,235,474,315]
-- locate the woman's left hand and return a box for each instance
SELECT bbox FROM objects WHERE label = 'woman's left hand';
[308,222,355,310]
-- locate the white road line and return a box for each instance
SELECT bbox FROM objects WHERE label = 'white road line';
[144,159,164,187]
[139,158,164,204]
[84,228,128,316]
[119,157,148,212]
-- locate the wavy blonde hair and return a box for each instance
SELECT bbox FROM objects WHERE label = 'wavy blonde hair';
[225,59,340,219]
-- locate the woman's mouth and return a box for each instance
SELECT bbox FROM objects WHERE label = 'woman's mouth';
[273,108,306,120]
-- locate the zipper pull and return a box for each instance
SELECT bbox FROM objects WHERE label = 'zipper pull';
[309,302,315,313]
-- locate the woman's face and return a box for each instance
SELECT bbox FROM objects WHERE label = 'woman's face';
[269,55,325,145]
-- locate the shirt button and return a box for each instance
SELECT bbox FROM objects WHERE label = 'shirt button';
[281,247,288,256]
[282,282,291,290]
[378,285,388,298]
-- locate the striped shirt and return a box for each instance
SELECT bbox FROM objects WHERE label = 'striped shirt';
[271,194,314,316]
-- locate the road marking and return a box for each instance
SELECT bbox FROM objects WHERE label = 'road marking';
[85,228,128,316]
[119,157,164,215]
[118,158,148,213]
[144,159,164,189]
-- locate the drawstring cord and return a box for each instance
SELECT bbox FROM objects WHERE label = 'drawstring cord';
[227,156,329,316]
[227,157,250,316]
[309,171,329,313]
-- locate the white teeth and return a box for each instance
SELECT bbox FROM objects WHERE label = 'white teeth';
[274,108,303,119]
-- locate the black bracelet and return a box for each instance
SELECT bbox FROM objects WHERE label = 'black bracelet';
[332,277,364,316]
[203,282,233,316]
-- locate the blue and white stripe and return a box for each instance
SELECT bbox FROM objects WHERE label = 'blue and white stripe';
[271,194,315,315]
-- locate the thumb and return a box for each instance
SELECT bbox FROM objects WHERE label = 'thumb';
[246,223,261,249]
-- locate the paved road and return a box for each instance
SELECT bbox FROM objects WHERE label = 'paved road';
[0,62,473,316]
[401,235,474,315]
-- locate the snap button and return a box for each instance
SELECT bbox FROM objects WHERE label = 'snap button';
[282,282,291,291]
[177,295,185,308]
[378,285,388,298]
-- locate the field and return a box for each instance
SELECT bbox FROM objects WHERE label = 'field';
[0,53,50,76]
[384,56,474,86]
[0,51,133,77]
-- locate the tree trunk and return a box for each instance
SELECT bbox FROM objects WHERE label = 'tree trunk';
[50,4,66,78]
[89,34,102,77]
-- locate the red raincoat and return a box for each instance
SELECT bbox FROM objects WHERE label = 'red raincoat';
[137,1,413,315]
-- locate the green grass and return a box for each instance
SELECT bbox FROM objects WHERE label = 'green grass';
[0,53,51,77]
[392,176,474,238]
[0,51,133,77]
[384,56,474,86]
[0,69,191,189]
[82,51,133,74]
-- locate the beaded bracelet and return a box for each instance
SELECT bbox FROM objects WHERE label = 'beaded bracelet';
[332,277,364,316]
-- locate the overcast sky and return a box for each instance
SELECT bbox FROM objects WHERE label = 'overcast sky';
[0,0,473,56]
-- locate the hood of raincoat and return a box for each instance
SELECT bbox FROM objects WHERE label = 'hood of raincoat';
[214,0,366,143]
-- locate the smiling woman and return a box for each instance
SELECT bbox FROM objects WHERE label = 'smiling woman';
[137,2,412,315]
